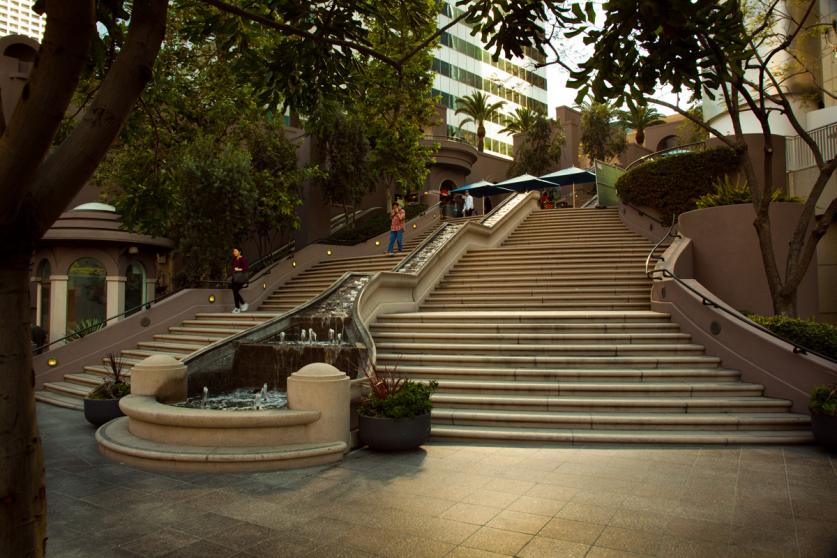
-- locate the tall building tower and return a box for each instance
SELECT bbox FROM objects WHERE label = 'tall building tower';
[433,2,549,158]
[0,0,45,41]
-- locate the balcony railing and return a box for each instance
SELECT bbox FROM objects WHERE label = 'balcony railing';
[786,122,837,173]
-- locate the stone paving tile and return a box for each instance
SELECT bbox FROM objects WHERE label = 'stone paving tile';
[538,517,605,545]
[117,528,201,558]
[506,494,566,516]
[485,509,551,535]
[159,540,237,558]
[594,526,665,556]
[585,546,653,558]
[517,535,590,558]
[462,489,519,508]
[440,502,502,525]
[556,501,618,525]
[607,509,670,534]
[204,522,278,551]
[461,526,532,555]
[447,546,509,558]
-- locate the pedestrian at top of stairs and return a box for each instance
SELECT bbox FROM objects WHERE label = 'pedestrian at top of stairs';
[464,191,474,217]
[387,201,406,255]
[230,248,250,313]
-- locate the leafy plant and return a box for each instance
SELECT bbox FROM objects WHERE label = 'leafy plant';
[696,175,800,209]
[615,147,741,225]
[809,385,837,417]
[65,319,105,343]
[324,204,426,245]
[747,315,837,360]
[359,366,438,419]
[88,353,130,400]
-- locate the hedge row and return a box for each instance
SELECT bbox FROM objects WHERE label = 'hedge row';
[748,314,837,360]
[616,147,741,224]
[323,203,427,245]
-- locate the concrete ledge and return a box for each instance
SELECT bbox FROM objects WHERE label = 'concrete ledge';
[97,417,345,473]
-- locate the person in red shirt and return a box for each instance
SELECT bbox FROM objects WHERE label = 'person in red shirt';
[387,201,406,255]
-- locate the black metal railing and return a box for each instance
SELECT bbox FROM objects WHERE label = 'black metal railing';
[646,224,837,364]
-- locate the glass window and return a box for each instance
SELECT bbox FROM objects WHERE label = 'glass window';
[125,261,146,316]
[67,257,106,328]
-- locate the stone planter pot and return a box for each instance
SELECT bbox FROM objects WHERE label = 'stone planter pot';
[83,398,125,427]
[358,413,431,451]
[811,414,837,451]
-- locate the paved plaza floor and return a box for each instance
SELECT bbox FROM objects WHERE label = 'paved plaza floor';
[40,403,836,558]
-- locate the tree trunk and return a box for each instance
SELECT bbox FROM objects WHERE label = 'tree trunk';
[0,248,46,557]
[636,128,645,146]
[477,124,485,152]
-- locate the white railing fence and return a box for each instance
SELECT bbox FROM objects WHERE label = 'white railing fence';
[786,122,837,172]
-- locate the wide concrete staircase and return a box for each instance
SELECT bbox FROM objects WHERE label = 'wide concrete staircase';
[35,215,452,411]
[371,208,812,444]
[36,312,278,410]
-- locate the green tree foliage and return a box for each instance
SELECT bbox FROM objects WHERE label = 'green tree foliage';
[500,107,542,135]
[570,0,837,315]
[677,104,710,144]
[510,114,565,176]
[579,102,627,163]
[455,91,506,152]
[615,104,664,146]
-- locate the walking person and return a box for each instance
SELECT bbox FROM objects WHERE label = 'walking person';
[230,247,250,313]
[463,191,475,217]
[387,201,406,255]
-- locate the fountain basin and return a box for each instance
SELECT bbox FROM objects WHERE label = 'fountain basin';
[120,395,320,446]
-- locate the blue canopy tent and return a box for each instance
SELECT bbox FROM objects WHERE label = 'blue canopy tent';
[492,174,556,192]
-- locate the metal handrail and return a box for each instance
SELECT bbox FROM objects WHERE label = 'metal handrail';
[624,202,669,226]
[646,226,837,364]
[626,141,709,171]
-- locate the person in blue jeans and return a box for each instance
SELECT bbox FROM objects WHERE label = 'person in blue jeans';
[387,201,406,255]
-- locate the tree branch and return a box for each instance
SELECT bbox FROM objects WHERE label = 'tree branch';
[644,97,737,150]
[396,4,473,67]
[30,0,168,237]
[0,1,95,226]
[199,0,400,69]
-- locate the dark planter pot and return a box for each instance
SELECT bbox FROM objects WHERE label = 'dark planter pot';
[359,413,431,451]
[811,414,837,451]
[83,398,125,427]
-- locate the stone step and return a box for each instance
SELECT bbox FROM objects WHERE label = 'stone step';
[431,409,810,431]
[193,312,276,320]
[34,390,83,411]
[85,364,134,378]
[430,425,814,445]
[447,260,650,272]
[135,340,207,354]
[371,321,682,334]
[153,333,227,344]
[444,263,648,275]
[376,341,706,356]
[64,372,109,388]
[427,286,651,298]
[376,310,672,324]
[420,301,651,311]
[119,349,186,360]
[424,293,652,305]
[42,380,91,399]
[430,393,791,413]
[436,278,652,289]
[369,331,691,345]
[167,326,241,336]
[376,352,721,369]
[430,379,763,397]
[457,251,652,262]
[470,242,654,254]
[180,319,264,328]
[394,365,740,382]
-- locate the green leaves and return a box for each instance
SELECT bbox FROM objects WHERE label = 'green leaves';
[510,114,565,177]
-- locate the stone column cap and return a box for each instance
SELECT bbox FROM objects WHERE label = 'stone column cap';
[132,354,185,372]
[291,363,347,381]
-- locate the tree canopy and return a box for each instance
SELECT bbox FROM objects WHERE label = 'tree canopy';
[510,114,565,177]
[579,101,627,164]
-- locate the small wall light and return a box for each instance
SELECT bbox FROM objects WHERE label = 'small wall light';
[47,358,58,367]
[292,261,297,268]
[127,246,139,255]
[375,240,381,246]
[327,249,333,256]
[208,295,216,303]
[262,282,267,290]
[424,191,429,196]
[412,223,417,229]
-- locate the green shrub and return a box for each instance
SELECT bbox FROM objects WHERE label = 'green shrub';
[359,366,438,419]
[748,314,837,360]
[616,147,741,224]
[809,385,836,416]
[65,318,105,343]
[324,203,427,245]
[696,175,800,208]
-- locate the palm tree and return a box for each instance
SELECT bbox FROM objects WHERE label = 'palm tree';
[499,107,542,135]
[616,104,665,146]
[455,92,506,151]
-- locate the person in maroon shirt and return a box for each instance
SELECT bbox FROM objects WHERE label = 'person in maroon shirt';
[230,248,250,313]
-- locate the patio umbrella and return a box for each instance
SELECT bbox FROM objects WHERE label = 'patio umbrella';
[450,180,512,197]
[539,166,596,186]
[491,174,556,192]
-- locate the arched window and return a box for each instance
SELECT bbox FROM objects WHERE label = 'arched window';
[125,261,146,316]
[656,135,682,152]
[36,260,50,334]
[67,258,106,329]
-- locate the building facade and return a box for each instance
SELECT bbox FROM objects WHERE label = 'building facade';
[0,0,44,41]
[432,1,548,159]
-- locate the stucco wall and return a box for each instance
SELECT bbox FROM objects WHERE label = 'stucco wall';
[678,203,818,317]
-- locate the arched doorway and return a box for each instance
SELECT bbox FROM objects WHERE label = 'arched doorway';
[67,257,106,330]
[125,261,146,316]
[440,180,456,218]
[656,135,682,151]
